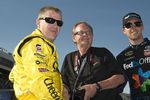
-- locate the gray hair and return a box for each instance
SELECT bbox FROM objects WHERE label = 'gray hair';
[72,21,93,36]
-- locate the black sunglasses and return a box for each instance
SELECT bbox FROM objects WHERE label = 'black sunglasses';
[124,21,142,29]
[39,17,63,27]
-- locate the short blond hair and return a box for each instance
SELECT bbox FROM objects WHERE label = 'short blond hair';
[37,6,62,19]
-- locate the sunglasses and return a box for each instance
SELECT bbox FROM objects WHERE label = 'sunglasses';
[124,21,142,29]
[74,31,92,36]
[39,17,63,27]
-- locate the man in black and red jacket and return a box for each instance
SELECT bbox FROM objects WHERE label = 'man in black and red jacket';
[61,21,125,100]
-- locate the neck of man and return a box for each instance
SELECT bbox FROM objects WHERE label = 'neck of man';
[77,45,90,56]
[129,36,144,46]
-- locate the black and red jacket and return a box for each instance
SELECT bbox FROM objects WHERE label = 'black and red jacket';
[61,47,123,100]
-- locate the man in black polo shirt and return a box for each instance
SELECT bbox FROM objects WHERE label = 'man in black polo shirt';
[61,21,125,100]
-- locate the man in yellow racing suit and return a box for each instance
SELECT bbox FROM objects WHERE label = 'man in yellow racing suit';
[9,6,65,100]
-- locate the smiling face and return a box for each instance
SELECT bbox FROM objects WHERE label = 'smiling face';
[36,9,62,43]
[122,17,144,45]
[73,23,93,49]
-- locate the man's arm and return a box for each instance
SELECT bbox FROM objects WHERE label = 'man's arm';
[80,74,125,100]
[97,74,125,90]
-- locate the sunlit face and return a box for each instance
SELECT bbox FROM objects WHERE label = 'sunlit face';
[73,23,93,48]
[37,10,62,42]
[123,18,144,42]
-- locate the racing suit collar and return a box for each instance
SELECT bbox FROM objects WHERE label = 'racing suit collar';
[130,38,149,48]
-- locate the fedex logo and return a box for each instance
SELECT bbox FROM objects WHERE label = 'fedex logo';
[123,62,134,70]
[123,57,150,70]
[123,61,141,70]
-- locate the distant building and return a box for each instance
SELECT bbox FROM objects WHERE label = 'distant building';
[0,47,14,74]
[0,47,15,100]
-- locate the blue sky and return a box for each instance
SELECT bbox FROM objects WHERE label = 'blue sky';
[0,0,150,93]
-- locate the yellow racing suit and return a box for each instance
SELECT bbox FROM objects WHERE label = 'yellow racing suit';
[9,29,64,100]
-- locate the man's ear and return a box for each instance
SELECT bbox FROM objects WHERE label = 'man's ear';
[36,18,40,28]
[72,35,76,44]
[141,25,144,31]
[122,28,126,35]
